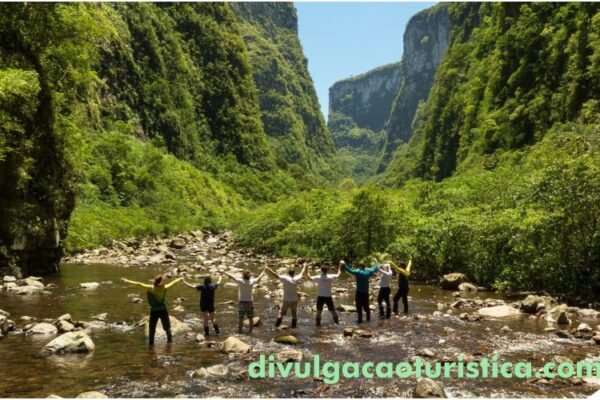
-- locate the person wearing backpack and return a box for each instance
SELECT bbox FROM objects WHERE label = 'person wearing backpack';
[121,274,183,346]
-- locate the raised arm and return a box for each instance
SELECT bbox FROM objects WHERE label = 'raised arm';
[389,261,410,276]
[183,280,197,289]
[294,264,307,281]
[223,271,240,282]
[367,260,380,274]
[406,256,413,275]
[342,261,357,276]
[265,266,280,279]
[255,268,266,282]
[217,274,223,285]
[165,277,183,289]
[304,266,317,281]
[121,278,153,289]
[336,261,344,278]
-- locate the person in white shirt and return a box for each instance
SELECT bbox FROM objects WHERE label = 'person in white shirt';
[377,261,393,319]
[224,268,266,334]
[265,263,307,329]
[305,262,341,326]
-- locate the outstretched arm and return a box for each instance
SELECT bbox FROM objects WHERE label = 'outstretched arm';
[121,278,153,289]
[255,268,266,282]
[342,261,357,276]
[304,266,317,281]
[406,256,413,275]
[295,263,307,281]
[183,280,197,289]
[368,260,380,274]
[217,274,223,285]
[265,266,280,279]
[336,261,344,278]
[165,277,183,289]
[389,261,410,277]
[223,271,240,283]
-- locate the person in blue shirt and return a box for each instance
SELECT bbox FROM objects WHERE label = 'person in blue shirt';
[342,259,379,323]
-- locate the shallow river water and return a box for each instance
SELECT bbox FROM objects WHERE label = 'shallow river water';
[1,258,599,398]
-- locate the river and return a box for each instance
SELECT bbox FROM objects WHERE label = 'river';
[0,238,599,398]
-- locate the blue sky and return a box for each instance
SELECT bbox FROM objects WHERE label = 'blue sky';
[295,2,436,119]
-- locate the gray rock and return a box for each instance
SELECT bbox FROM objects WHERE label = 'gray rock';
[520,295,557,314]
[412,378,447,398]
[193,368,209,378]
[274,335,299,345]
[80,282,100,290]
[477,305,522,318]
[546,305,571,325]
[56,320,75,333]
[221,336,250,354]
[139,316,191,339]
[576,323,592,333]
[207,364,229,377]
[170,238,186,249]
[243,316,261,327]
[40,331,95,356]
[3,276,16,283]
[418,348,436,358]
[440,273,469,290]
[24,278,45,289]
[276,349,303,363]
[29,322,58,335]
[458,282,477,293]
[76,392,107,398]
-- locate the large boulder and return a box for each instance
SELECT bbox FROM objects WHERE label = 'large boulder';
[412,378,447,398]
[170,238,186,249]
[76,392,107,398]
[24,278,45,289]
[221,336,250,354]
[276,349,303,363]
[477,305,522,318]
[520,295,557,314]
[458,282,477,293]
[40,331,95,356]
[545,305,571,325]
[207,364,229,377]
[274,335,299,345]
[139,316,191,339]
[440,273,469,290]
[29,322,58,335]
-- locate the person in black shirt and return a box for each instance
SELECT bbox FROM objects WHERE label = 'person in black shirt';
[184,273,222,336]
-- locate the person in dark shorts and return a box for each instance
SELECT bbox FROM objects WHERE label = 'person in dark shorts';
[224,268,266,334]
[377,262,393,319]
[305,262,341,326]
[342,259,379,323]
[184,274,222,336]
[390,255,413,314]
[122,274,183,346]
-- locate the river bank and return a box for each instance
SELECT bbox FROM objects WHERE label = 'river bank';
[1,232,599,398]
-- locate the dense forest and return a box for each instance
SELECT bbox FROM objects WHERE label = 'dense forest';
[1,3,599,301]
[238,3,600,301]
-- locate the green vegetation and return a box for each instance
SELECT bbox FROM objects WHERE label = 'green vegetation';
[328,111,385,185]
[231,3,336,177]
[385,3,600,183]
[237,124,600,300]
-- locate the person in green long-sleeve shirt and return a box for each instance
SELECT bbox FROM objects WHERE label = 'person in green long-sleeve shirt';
[121,274,183,346]
[342,259,379,323]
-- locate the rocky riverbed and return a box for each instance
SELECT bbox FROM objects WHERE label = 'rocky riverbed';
[1,232,599,398]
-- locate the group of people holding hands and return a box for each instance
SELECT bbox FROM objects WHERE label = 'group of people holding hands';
[122,256,413,346]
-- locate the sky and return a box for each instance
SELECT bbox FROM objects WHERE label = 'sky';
[295,2,436,119]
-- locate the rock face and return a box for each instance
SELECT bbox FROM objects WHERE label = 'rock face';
[440,273,469,290]
[329,62,403,133]
[378,5,450,172]
[412,378,447,398]
[40,331,95,356]
[231,3,335,174]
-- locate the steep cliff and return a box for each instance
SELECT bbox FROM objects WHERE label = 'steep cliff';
[378,4,450,172]
[384,3,600,183]
[0,2,331,276]
[329,62,403,133]
[231,3,335,177]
